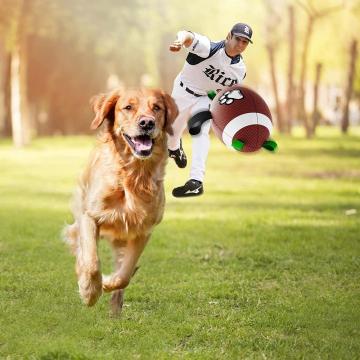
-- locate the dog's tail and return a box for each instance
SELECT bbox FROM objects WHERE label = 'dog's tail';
[62,222,79,256]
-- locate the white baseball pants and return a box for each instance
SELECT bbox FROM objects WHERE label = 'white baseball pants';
[168,76,212,182]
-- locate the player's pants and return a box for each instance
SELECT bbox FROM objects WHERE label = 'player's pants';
[168,76,212,182]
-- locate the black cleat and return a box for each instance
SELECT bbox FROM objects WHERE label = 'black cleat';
[168,139,187,168]
[172,179,203,198]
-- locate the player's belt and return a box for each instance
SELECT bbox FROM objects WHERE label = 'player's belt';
[180,81,202,97]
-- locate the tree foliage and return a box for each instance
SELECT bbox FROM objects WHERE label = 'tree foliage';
[0,0,359,137]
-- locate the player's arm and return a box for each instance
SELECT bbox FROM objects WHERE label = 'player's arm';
[169,30,194,52]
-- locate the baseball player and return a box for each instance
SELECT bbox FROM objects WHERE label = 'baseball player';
[168,23,252,197]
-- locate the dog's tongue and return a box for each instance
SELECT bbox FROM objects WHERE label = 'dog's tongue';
[133,136,152,152]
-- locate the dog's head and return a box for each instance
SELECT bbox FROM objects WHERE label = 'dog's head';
[90,88,178,159]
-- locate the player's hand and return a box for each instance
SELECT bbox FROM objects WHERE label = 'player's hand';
[169,31,193,52]
[169,40,182,52]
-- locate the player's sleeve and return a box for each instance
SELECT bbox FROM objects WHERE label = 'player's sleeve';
[187,32,211,58]
[238,64,247,83]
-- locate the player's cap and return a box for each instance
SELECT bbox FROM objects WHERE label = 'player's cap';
[231,23,253,43]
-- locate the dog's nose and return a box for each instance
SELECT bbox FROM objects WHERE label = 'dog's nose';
[139,117,155,132]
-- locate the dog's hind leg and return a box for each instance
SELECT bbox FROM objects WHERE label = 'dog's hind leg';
[109,244,141,316]
[109,245,125,316]
[110,289,124,317]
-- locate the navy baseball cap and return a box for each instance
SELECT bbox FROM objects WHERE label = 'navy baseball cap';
[231,23,253,43]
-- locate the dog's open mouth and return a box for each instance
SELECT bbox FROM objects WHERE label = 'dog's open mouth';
[123,134,154,158]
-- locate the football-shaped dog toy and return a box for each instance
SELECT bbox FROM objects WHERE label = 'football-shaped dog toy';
[188,86,277,152]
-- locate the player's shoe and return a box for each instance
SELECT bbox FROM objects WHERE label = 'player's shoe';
[168,139,187,168]
[172,179,203,198]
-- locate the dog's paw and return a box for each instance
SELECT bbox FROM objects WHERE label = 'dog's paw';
[78,269,102,306]
[102,274,130,293]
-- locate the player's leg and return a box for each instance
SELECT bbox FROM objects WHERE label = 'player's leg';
[168,111,189,168]
[168,77,196,168]
[189,115,211,182]
[167,107,190,151]
[172,96,211,198]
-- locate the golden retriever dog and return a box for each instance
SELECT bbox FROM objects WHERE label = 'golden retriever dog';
[63,88,178,314]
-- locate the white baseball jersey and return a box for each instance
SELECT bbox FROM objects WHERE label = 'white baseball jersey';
[178,32,247,94]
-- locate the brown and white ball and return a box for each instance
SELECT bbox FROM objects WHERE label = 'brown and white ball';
[210,86,273,152]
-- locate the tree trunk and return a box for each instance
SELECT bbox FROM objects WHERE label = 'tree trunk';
[266,44,284,133]
[10,45,27,147]
[0,42,13,137]
[10,0,32,147]
[311,63,323,136]
[286,5,295,134]
[298,16,313,138]
[0,42,5,136]
[341,39,358,134]
[3,52,12,137]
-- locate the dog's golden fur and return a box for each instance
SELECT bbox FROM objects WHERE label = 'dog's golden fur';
[63,88,178,313]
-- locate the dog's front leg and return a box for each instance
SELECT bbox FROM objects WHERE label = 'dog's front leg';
[76,212,102,306]
[103,234,149,293]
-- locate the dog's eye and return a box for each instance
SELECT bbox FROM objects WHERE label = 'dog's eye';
[153,105,161,112]
[123,105,132,110]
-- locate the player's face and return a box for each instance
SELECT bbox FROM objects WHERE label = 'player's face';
[229,35,249,54]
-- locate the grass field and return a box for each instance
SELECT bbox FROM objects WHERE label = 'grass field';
[0,127,359,359]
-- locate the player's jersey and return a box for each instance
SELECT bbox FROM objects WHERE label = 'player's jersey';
[178,32,246,95]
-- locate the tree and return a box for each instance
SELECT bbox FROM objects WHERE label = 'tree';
[0,0,68,145]
[0,39,11,136]
[311,62,323,135]
[341,39,358,133]
[296,0,344,138]
[0,0,32,146]
[263,0,285,133]
[286,5,296,134]
[0,0,148,141]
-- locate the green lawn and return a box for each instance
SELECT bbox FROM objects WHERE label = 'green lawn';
[0,128,359,359]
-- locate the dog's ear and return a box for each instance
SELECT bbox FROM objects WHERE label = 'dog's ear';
[90,90,121,130]
[161,92,178,136]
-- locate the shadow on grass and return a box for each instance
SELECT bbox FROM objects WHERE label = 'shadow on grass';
[39,351,90,360]
[1,196,358,264]
[166,197,360,213]
[290,147,360,158]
